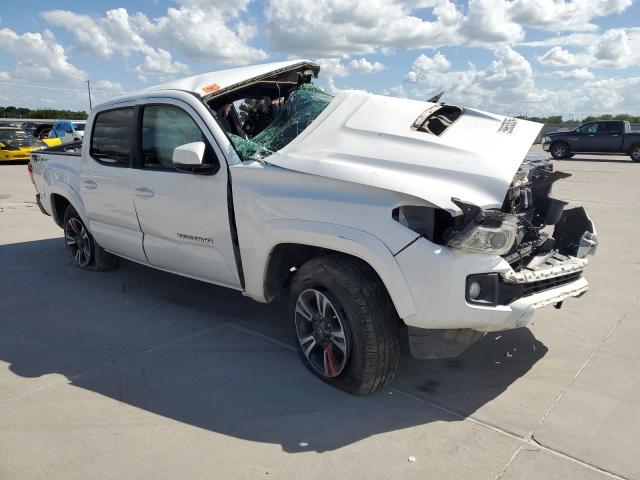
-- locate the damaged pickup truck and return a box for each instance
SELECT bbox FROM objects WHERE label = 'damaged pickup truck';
[29,60,597,395]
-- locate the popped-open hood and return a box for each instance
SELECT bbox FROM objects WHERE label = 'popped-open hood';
[268,91,543,215]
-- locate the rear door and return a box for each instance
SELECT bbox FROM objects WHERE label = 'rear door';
[128,99,241,289]
[81,106,147,263]
[595,122,624,152]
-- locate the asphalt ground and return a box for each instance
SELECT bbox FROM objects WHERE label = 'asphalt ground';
[1,146,638,479]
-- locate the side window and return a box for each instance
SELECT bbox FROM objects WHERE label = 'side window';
[597,122,621,133]
[578,122,597,134]
[141,105,215,170]
[90,108,133,166]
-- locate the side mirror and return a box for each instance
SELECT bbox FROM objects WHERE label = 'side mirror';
[172,141,219,175]
[173,141,205,166]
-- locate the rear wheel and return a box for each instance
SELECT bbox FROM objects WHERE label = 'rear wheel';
[630,144,640,162]
[550,142,570,159]
[290,255,399,395]
[63,205,118,271]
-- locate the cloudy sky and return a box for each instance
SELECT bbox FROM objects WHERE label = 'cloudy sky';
[0,0,638,117]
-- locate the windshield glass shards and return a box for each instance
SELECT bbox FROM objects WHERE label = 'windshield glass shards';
[228,84,333,162]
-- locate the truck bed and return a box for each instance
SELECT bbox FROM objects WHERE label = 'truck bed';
[30,141,84,220]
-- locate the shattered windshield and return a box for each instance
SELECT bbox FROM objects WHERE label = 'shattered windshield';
[228,84,333,162]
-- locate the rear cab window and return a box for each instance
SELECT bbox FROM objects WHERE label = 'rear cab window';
[90,108,134,166]
[596,122,623,134]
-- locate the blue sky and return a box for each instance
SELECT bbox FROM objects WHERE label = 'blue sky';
[0,0,638,117]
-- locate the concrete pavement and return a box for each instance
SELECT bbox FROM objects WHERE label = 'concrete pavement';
[0,148,638,479]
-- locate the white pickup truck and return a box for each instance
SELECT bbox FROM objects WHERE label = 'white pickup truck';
[29,60,597,395]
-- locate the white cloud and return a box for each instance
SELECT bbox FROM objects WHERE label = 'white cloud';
[316,57,386,77]
[401,46,640,116]
[537,46,577,67]
[593,28,633,68]
[463,0,524,43]
[264,0,634,58]
[135,6,268,65]
[349,58,386,74]
[316,58,350,77]
[404,52,451,83]
[92,80,124,92]
[403,47,543,112]
[42,3,267,79]
[266,0,466,57]
[535,29,639,69]
[508,0,632,31]
[383,84,408,97]
[544,68,595,79]
[42,8,190,79]
[0,28,86,84]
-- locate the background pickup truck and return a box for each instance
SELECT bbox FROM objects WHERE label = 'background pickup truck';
[29,60,597,395]
[543,120,640,161]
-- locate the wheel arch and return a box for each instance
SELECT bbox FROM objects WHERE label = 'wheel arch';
[244,219,417,320]
[628,141,640,155]
[550,139,570,150]
[47,187,89,229]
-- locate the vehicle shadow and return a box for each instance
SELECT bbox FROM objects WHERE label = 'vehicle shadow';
[0,160,29,165]
[554,156,634,164]
[0,237,547,453]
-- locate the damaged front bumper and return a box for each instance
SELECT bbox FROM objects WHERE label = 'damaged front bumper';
[395,205,597,337]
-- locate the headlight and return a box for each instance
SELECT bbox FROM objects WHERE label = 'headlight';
[543,136,551,143]
[448,215,518,255]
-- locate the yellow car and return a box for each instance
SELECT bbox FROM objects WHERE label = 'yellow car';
[0,126,61,161]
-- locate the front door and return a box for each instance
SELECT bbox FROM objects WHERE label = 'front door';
[129,100,241,289]
[569,122,598,152]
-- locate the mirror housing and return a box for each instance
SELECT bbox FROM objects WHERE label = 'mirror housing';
[172,142,219,175]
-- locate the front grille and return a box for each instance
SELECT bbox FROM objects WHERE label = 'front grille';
[498,272,582,305]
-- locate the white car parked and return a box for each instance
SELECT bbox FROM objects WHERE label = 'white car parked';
[29,60,597,394]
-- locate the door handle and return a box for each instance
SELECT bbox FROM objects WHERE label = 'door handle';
[84,180,97,190]
[134,187,155,198]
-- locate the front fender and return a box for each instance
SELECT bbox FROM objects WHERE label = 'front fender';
[243,219,417,320]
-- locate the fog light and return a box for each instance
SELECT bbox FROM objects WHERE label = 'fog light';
[468,281,481,300]
[465,273,500,306]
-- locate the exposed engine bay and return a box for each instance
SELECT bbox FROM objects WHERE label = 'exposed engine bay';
[487,152,597,270]
[393,150,598,286]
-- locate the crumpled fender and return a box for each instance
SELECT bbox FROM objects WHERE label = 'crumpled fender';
[242,218,417,319]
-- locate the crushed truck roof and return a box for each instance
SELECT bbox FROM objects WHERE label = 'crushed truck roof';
[146,60,320,98]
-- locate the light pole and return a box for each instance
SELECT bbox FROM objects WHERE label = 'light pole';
[86,80,92,110]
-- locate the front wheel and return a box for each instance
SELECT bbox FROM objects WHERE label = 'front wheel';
[630,145,640,162]
[290,255,399,395]
[550,142,570,159]
[63,205,119,271]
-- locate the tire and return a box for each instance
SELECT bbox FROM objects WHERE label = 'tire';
[630,144,640,163]
[63,205,118,271]
[550,142,570,159]
[290,254,399,395]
